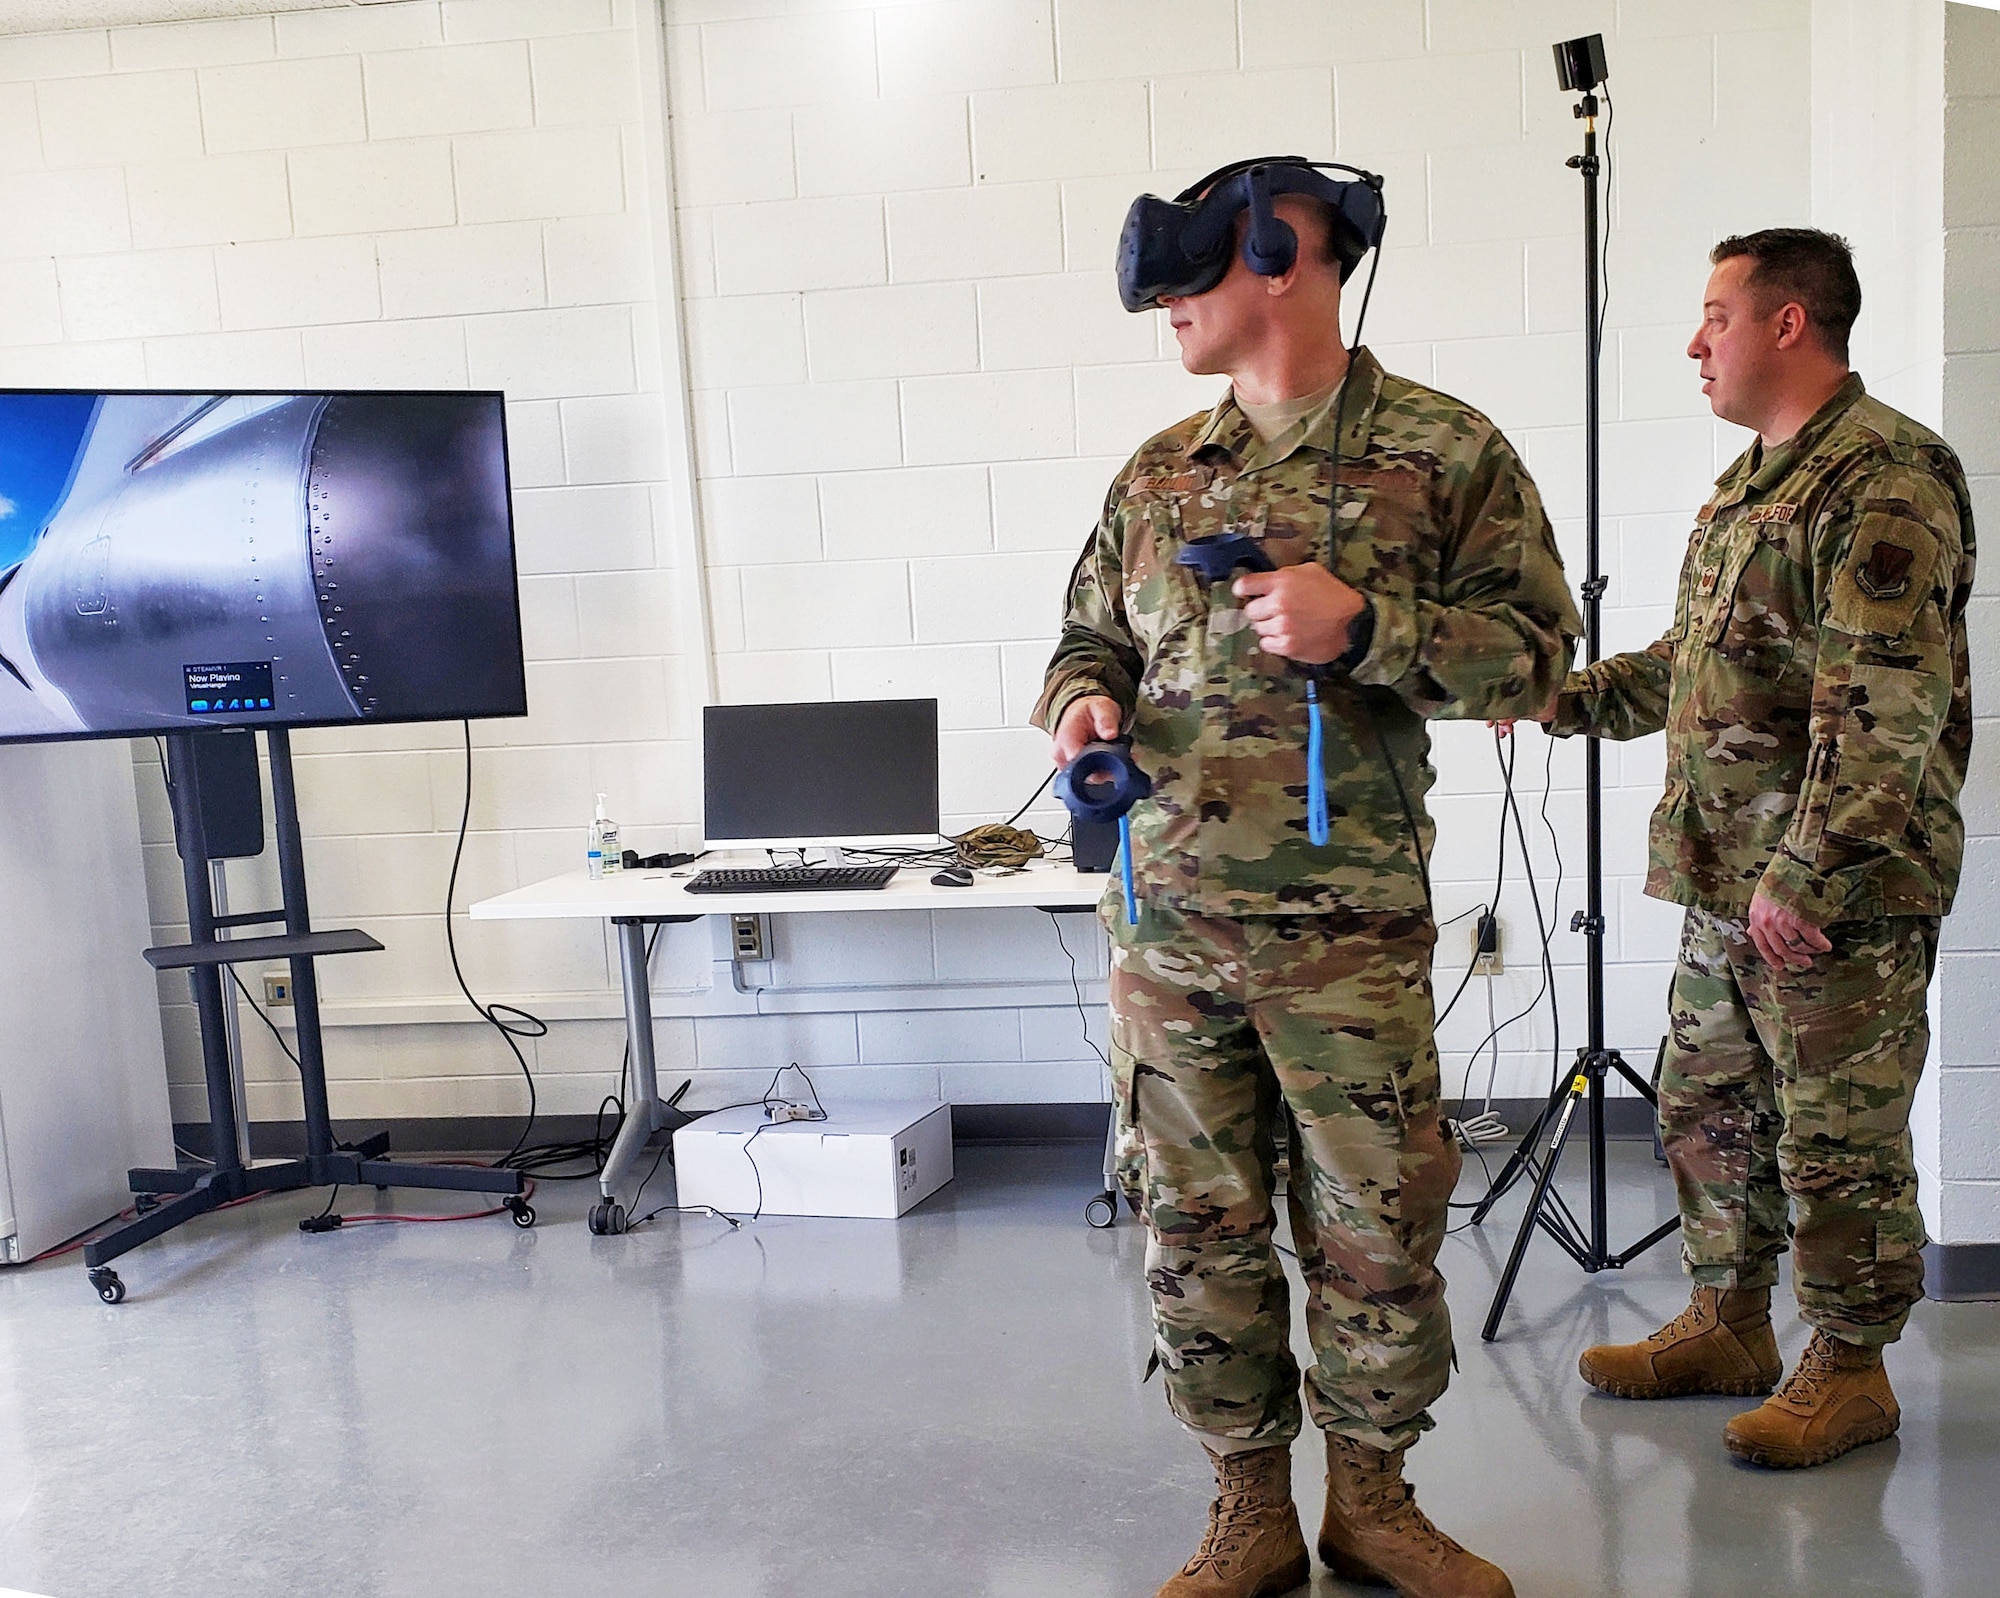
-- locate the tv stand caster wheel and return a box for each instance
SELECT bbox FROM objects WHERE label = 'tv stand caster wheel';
[89,1268,125,1305]
[505,1196,536,1229]
[1084,1190,1118,1229]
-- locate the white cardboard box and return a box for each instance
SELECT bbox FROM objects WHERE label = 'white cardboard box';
[672,1100,953,1219]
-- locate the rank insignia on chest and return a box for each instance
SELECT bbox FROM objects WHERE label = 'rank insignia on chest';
[1855,538,1916,601]
[1695,563,1721,597]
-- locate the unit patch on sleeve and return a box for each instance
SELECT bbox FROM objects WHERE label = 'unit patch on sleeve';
[1855,540,1915,600]
[1828,512,1938,638]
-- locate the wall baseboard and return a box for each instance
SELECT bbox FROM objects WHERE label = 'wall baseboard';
[1924,1242,2000,1302]
[172,1104,1118,1159]
[174,1097,1661,1161]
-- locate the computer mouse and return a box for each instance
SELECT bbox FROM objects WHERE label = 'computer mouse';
[931,866,974,887]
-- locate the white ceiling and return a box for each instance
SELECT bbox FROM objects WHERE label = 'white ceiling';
[0,0,369,36]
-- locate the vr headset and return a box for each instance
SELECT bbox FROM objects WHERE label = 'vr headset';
[1116,157,1386,313]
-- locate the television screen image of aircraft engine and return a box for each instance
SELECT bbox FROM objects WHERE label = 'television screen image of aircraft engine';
[0,389,528,745]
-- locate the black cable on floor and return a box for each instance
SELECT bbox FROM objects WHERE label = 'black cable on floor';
[625,1065,828,1231]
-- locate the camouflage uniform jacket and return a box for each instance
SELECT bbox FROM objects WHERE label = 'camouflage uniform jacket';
[1033,348,1580,917]
[1552,375,1975,924]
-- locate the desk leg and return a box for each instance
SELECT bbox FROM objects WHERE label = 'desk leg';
[598,919,665,1222]
[1084,1105,1122,1230]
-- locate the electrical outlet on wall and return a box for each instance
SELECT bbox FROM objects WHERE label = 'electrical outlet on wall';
[1472,913,1503,976]
[263,972,293,1006]
[730,914,770,962]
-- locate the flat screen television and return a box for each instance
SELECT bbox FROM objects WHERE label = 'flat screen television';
[0,389,527,745]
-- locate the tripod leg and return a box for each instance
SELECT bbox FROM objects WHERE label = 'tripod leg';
[1481,1074,1587,1343]
[1611,1215,1682,1269]
[1469,1069,1570,1225]
[1612,1051,1660,1103]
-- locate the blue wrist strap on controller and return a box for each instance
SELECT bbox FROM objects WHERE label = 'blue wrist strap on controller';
[1305,679,1329,846]
[1055,740,1152,924]
[1118,816,1138,926]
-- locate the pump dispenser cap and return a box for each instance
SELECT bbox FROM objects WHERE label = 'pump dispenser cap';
[595,791,609,820]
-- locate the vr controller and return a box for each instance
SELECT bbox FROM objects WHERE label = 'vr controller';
[1055,740,1152,825]
[1175,532,1274,585]
[1056,740,1151,926]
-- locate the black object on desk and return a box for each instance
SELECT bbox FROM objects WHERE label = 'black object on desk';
[82,728,530,1306]
[1070,817,1120,874]
[684,863,898,894]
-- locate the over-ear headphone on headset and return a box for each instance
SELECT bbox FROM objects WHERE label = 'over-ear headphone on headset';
[1115,156,1386,312]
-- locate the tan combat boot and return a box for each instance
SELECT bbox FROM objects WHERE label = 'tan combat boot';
[1155,1445,1309,1598]
[1319,1435,1514,1598]
[1723,1330,1900,1468]
[1578,1285,1782,1399]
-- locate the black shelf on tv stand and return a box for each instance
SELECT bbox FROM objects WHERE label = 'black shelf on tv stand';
[81,726,529,1306]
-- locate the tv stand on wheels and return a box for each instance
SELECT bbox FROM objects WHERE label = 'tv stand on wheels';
[83,727,528,1304]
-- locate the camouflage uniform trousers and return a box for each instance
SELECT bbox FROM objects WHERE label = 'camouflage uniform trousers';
[1660,907,1937,1347]
[1107,898,1461,1454]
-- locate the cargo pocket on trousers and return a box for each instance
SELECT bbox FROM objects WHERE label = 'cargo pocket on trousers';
[1787,994,1873,1146]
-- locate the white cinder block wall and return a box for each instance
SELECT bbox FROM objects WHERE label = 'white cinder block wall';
[0,0,710,1126]
[1935,1,2000,1245]
[0,0,1819,1129]
[1809,0,2000,1250]
[1811,0,1952,1232]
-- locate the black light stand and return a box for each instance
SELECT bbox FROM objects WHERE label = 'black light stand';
[1473,36,1678,1342]
[81,728,531,1304]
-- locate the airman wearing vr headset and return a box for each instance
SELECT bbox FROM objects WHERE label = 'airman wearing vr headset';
[1034,160,1579,1598]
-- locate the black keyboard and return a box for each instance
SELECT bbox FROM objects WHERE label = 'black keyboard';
[683,864,899,894]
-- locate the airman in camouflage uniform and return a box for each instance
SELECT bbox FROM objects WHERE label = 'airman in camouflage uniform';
[1039,304,1576,1593]
[1554,229,1973,1471]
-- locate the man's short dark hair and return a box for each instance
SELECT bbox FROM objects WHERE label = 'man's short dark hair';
[1710,228,1861,363]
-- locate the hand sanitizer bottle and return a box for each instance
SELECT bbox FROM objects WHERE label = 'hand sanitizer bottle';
[589,792,622,879]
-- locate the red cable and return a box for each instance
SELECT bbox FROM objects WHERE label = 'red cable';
[334,1179,536,1225]
[30,1165,529,1260]
[28,1190,269,1264]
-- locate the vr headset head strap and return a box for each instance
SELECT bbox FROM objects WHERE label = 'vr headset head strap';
[1177,157,1385,267]
[1173,154,1305,205]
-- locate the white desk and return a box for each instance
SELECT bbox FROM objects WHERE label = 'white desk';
[470,856,1108,1230]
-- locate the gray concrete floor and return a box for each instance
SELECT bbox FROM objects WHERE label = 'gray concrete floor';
[0,1138,1993,1598]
